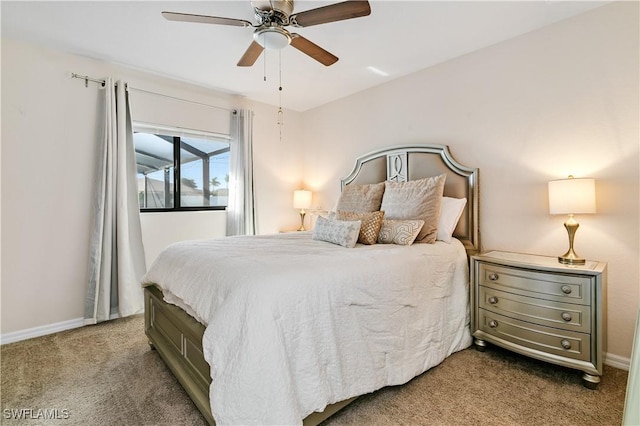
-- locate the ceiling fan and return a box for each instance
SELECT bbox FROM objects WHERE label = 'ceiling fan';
[162,0,371,67]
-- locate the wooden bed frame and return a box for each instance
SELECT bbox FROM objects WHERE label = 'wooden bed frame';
[144,144,479,425]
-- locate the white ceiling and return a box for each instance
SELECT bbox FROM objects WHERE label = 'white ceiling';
[1,1,608,111]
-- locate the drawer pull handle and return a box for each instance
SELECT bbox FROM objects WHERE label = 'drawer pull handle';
[561,339,572,350]
[489,320,498,328]
[488,273,499,281]
[561,285,572,294]
[561,312,572,322]
[488,296,499,305]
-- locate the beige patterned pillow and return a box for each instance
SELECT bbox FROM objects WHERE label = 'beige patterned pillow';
[336,210,385,245]
[378,220,425,245]
[336,182,385,213]
[312,216,362,248]
[380,175,446,244]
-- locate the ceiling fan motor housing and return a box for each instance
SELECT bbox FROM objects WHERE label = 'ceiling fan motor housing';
[251,0,294,25]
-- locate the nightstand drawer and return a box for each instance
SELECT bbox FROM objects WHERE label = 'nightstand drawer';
[479,287,591,333]
[478,309,591,362]
[479,263,591,305]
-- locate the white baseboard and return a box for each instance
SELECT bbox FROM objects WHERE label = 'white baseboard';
[0,312,125,345]
[0,317,85,345]
[605,352,630,371]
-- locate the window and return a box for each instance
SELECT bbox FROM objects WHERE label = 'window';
[134,128,230,211]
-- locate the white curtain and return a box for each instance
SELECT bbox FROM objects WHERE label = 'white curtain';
[226,109,256,236]
[85,78,147,324]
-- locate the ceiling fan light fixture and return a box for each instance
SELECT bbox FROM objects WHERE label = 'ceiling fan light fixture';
[254,27,291,50]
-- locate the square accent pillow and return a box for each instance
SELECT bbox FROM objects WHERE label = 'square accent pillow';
[312,216,362,248]
[336,210,385,245]
[380,175,446,244]
[437,197,467,243]
[336,182,385,213]
[377,219,425,246]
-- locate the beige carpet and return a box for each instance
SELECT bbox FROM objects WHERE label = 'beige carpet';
[1,315,628,425]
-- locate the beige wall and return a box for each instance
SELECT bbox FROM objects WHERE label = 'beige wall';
[0,38,304,334]
[301,2,639,360]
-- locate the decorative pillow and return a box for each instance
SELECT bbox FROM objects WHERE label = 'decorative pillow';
[335,210,385,245]
[377,220,425,246]
[437,197,467,243]
[312,216,362,248]
[336,182,385,213]
[380,175,446,244]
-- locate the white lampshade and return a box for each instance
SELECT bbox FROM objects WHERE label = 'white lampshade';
[293,190,312,210]
[548,177,596,215]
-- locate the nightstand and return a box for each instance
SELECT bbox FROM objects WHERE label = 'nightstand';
[470,251,607,389]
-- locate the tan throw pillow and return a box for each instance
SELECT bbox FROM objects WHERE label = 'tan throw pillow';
[336,182,385,213]
[377,220,425,246]
[380,175,446,244]
[336,210,385,245]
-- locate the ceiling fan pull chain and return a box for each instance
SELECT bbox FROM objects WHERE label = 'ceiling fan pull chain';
[277,50,284,143]
[278,50,284,129]
[263,33,267,82]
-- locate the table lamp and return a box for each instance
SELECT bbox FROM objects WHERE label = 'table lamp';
[548,176,596,265]
[293,189,312,231]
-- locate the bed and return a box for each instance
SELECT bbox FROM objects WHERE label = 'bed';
[142,144,479,425]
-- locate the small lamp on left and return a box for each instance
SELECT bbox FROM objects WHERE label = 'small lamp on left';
[293,190,312,231]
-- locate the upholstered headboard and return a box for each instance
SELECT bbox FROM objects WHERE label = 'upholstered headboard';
[341,144,479,255]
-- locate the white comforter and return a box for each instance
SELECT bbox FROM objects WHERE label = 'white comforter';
[142,232,472,425]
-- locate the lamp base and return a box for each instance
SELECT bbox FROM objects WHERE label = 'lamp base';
[298,211,306,231]
[558,250,586,265]
[558,216,585,265]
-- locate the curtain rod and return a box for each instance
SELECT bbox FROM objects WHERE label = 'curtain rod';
[71,73,105,87]
[70,72,232,112]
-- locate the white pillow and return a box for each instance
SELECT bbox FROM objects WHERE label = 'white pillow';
[312,216,362,248]
[436,197,467,243]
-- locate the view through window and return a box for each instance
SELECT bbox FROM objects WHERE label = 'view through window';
[134,131,230,210]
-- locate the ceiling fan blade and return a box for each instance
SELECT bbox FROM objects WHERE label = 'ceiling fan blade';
[237,41,264,67]
[290,1,371,27]
[290,34,338,66]
[162,11,253,27]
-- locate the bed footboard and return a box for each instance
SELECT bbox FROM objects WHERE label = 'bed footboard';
[145,285,215,425]
[145,285,355,425]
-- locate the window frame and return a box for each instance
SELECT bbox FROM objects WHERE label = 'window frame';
[133,123,231,213]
